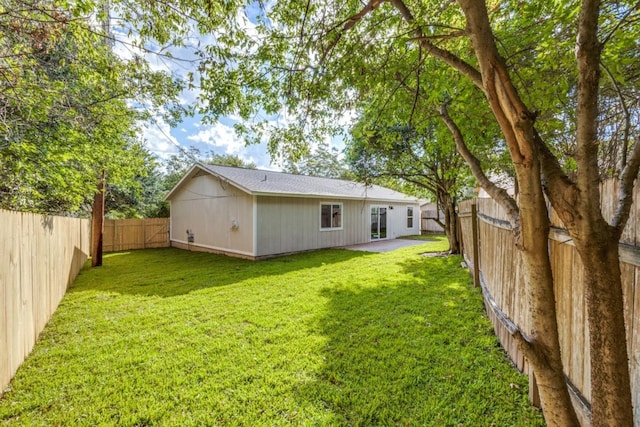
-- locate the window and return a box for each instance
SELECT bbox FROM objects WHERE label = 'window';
[321,203,342,230]
[407,206,414,228]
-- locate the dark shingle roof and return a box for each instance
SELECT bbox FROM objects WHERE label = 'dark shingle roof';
[168,163,419,203]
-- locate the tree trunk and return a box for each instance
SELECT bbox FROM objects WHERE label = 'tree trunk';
[440,99,579,425]
[514,170,580,427]
[456,3,581,424]
[91,170,105,267]
[572,224,633,426]
[438,193,460,254]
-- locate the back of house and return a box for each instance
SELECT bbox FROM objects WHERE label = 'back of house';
[165,164,420,259]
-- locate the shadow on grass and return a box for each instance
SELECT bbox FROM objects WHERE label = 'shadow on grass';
[397,234,441,241]
[69,247,370,298]
[296,255,544,426]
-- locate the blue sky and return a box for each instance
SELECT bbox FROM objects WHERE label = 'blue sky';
[141,108,280,170]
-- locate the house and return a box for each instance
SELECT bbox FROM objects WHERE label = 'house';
[165,163,421,259]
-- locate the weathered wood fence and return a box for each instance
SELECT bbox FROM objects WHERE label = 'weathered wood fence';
[103,218,169,252]
[459,181,640,426]
[0,210,90,396]
[421,209,445,233]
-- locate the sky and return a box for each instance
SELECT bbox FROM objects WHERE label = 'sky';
[138,107,282,170]
[111,4,345,172]
[116,42,281,170]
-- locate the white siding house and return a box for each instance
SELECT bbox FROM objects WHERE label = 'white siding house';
[165,163,421,259]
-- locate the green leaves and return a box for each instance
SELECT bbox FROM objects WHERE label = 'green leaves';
[0,0,182,215]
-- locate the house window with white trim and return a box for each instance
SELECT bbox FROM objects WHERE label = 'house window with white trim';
[407,206,414,228]
[320,203,342,230]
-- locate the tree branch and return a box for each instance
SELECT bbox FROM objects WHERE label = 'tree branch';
[409,49,421,124]
[601,62,631,173]
[532,129,580,230]
[601,1,640,47]
[387,0,484,88]
[439,103,519,226]
[320,0,385,64]
[612,136,640,234]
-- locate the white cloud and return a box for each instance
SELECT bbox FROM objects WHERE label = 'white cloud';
[110,5,345,173]
[187,122,245,155]
[139,118,182,161]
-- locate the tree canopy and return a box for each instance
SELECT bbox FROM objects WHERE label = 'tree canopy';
[0,0,182,215]
[122,1,638,425]
[3,1,640,423]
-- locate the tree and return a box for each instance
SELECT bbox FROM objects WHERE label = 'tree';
[283,142,352,179]
[102,0,640,424]
[105,155,170,218]
[346,123,471,253]
[206,152,257,169]
[0,0,182,215]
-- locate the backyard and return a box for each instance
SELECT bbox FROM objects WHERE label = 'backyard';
[0,237,544,426]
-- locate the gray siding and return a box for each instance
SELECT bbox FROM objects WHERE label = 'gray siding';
[169,172,254,256]
[255,196,420,257]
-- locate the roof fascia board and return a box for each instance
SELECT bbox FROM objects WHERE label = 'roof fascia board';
[164,163,255,201]
[164,163,201,201]
[253,191,419,203]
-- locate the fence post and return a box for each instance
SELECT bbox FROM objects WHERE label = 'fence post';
[457,211,464,256]
[91,170,105,267]
[471,203,480,288]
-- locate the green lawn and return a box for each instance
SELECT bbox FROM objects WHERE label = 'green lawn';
[0,237,545,426]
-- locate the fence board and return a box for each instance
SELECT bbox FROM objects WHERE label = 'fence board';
[103,218,169,252]
[0,210,90,396]
[633,267,640,424]
[460,182,640,425]
[421,209,445,233]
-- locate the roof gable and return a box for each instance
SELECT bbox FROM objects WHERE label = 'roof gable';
[166,163,419,203]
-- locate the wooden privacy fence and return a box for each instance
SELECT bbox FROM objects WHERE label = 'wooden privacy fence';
[0,210,90,396]
[459,183,640,426]
[103,218,169,252]
[421,209,445,233]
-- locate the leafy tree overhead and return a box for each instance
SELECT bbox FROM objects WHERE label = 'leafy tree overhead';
[283,142,352,179]
[116,1,640,425]
[0,0,182,215]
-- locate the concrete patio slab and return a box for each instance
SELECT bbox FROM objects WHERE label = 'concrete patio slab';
[342,238,432,253]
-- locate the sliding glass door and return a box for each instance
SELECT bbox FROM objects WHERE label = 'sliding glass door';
[370,206,387,240]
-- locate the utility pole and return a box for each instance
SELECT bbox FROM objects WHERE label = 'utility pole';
[91,170,105,267]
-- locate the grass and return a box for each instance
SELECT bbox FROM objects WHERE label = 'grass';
[397,234,440,241]
[0,236,545,426]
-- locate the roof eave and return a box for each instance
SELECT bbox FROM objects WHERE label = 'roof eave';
[252,191,419,203]
[164,163,256,201]
[163,163,201,201]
